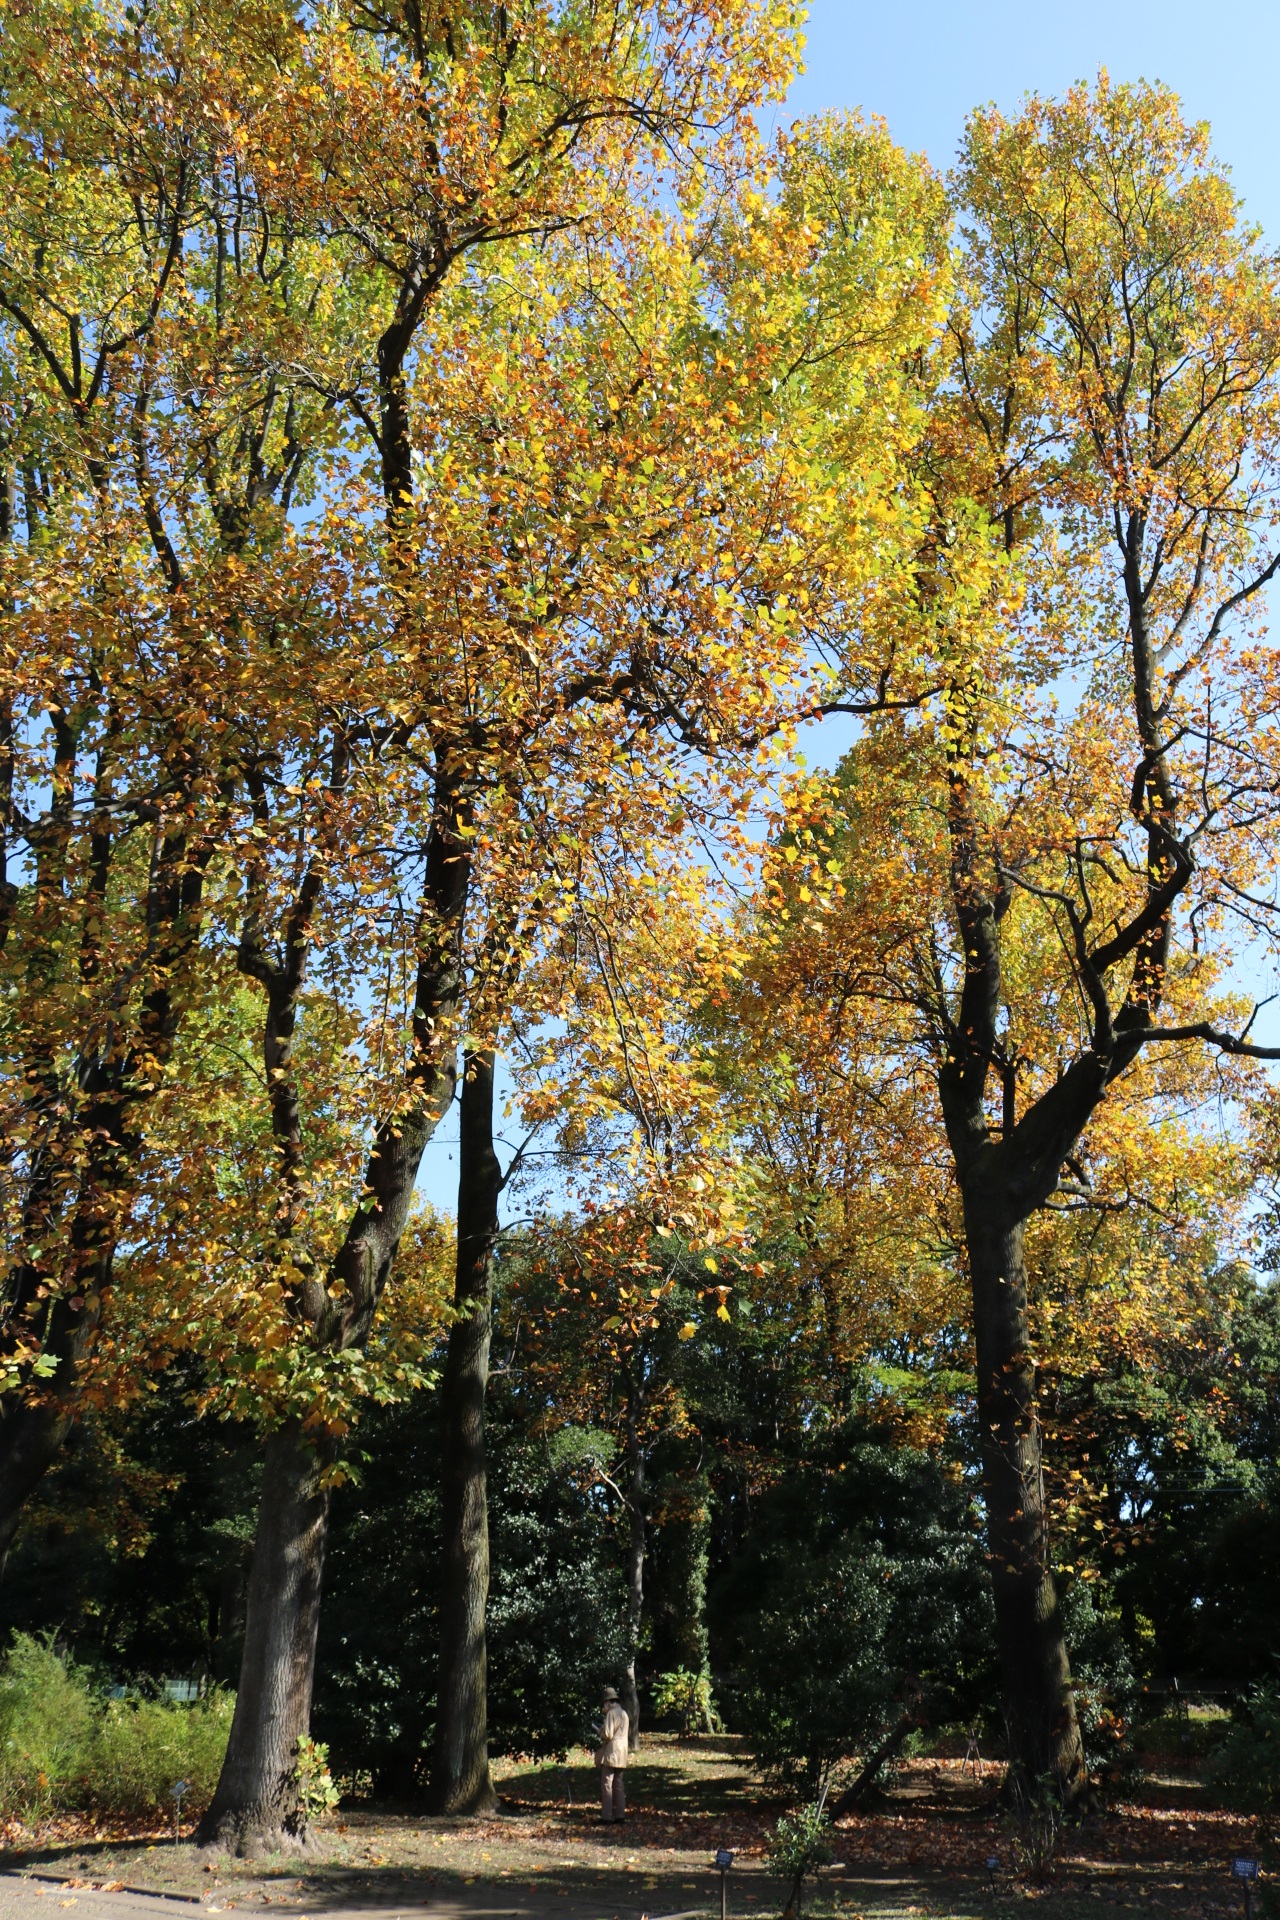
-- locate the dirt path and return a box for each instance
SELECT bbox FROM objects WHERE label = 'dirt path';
[0,1736,1266,1920]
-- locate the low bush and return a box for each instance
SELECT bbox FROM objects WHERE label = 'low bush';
[90,1692,234,1816]
[1207,1687,1280,1811]
[652,1667,720,1737]
[0,1632,233,1821]
[291,1734,340,1822]
[767,1797,834,1920]
[0,1633,96,1819]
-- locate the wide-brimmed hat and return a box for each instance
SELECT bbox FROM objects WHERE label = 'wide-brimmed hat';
[602,1686,619,1700]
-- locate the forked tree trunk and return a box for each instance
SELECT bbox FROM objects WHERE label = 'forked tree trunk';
[939,718,1096,1808]
[965,1196,1084,1804]
[428,1049,499,1815]
[198,1421,332,1852]
[205,770,469,1835]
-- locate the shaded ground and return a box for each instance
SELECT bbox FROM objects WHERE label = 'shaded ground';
[0,1733,1268,1920]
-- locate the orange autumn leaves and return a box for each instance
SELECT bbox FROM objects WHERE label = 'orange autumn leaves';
[722,76,1280,1441]
[3,25,1278,1496]
[0,4,952,1442]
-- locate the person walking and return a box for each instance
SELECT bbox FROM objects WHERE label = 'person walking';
[595,1685,630,1824]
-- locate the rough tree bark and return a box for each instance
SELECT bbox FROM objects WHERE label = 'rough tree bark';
[919,153,1280,1795]
[202,757,469,1839]
[197,1421,333,1852]
[621,1358,646,1750]
[202,124,480,1829]
[964,1205,1081,1798]
[931,611,1195,1802]
[935,742,1091,1805]
[429,1048,501,1814]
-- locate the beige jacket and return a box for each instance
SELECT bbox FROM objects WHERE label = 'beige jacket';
[596,1701,630,1768]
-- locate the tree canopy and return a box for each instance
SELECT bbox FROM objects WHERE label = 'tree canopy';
[2,13,1280,1844]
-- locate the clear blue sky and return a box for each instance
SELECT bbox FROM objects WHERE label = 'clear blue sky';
[781,1,1280,236]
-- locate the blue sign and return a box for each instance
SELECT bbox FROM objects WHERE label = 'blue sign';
[1233,1860,1260,1882]
[715,1851,734,1870]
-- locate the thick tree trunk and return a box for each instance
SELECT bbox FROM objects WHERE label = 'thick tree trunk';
[621,1363,646,1750]
[964,1197,1084,1805]
[213,771,469,1834]
[198,1421,333,1853]
[428,1049,499,1815]
[938,717,1098,1809]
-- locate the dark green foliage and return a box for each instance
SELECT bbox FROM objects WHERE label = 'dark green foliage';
[1118,1280,1280,1688]
[729,1543,895,1785]
[0,1365,259,1686]
[4,1235,1274,1810]
[1118,1492,1280,1696]
[486,1421,631,1758]
[1058,1580,1139,1783]
[767,1797,835,1919]
[712,1425,995,1785]
[647,1439,712,1695]
[309,1398,439,1799]
[1033,1274,1280,1703]
[1,1352,628,1793]
[312,1390,629,1791]
[1208,1685,1280,1810]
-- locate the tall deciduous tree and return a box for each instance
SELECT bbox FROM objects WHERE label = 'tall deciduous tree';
[0,0,336,1552]
[769,79,1280,1800]
[190,0,829,1842]
[195,47,955,1849]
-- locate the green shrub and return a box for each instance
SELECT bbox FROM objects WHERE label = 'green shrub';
[767,1798,834,1920]
[0,1633,95,1819]
[652,1667,720,1737]
[1208,1687,1280,1811]
[715,1428,995,1790]
[89,1692,234,1816]
[291,1734,339,1822]
[0,1631,235,1822]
